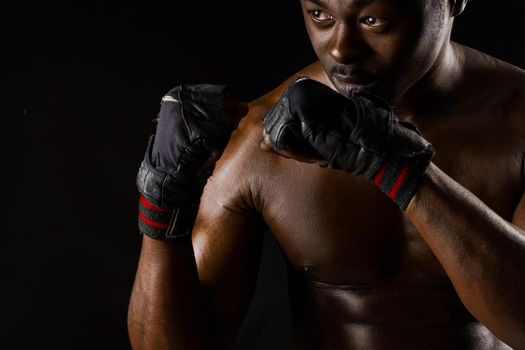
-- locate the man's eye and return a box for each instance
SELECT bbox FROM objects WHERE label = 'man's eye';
[362,16,389,28]
[308,9,334,23]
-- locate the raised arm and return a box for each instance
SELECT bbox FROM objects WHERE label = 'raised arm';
[260,77,525,348]
[127,84,266,349]
[403,91,525,348]
[404,162,525,348]
[127,186,266,350]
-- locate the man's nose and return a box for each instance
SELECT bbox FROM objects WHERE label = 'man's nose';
[328,24,369,64]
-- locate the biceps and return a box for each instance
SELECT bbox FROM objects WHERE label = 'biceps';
[192,197,266,335]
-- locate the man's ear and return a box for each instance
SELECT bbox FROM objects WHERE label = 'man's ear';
[449,0,468,17]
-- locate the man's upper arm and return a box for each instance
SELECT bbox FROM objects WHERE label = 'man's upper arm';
[191,121,267,347]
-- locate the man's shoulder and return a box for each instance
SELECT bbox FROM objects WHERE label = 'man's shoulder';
[250,60,331,110]
[207,61,329,204]
[219,60,329,163]
[479,52,525,139]
[459,43,525,94]
[488,56,525,148]
[457,44,525,130]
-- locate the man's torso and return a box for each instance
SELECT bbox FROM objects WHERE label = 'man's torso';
[201,43,525,349]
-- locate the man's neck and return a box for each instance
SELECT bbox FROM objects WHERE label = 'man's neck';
[392,41,464,121]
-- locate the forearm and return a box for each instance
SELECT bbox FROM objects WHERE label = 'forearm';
[128,83,250,349]
[406,163,525,347]
[128,236,211,350]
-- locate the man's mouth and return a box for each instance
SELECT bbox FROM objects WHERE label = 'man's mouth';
[331,75,377,97]
[330,66,378,95]
[332,73,375,85]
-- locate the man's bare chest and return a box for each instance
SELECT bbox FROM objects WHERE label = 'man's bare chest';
[258,114,524,287]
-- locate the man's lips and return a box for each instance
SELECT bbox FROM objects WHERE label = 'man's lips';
[330,65,377,85]
[331,75,378,97]
[332,73,376,86]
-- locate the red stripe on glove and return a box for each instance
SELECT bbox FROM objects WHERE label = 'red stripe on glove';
[138,211,170,229]
[139,194,171,213]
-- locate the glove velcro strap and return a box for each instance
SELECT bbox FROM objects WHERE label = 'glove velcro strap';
[138,194,200,243]
[371,153,432,211]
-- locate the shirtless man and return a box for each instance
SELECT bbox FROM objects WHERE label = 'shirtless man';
[127,0,525,349]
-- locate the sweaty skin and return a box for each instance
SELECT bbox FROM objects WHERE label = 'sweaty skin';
[191,49,525,349]
[128,1,525,349]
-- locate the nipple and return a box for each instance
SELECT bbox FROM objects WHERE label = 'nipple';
[300,265,312,275]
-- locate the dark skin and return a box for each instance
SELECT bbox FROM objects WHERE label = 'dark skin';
[128,0,525,349]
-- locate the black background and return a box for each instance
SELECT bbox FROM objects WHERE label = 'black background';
[3,2,524,349]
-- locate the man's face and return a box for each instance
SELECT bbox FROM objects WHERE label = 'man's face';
[299,0,450,102]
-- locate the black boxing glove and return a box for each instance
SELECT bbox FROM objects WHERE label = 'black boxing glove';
[262,77,434,210]
[137,84,241,242]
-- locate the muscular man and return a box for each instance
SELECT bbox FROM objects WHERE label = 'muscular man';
[128,0,525,349]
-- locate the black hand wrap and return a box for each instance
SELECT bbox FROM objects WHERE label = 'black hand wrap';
[263,77,435,210]
[137,84,231,242]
